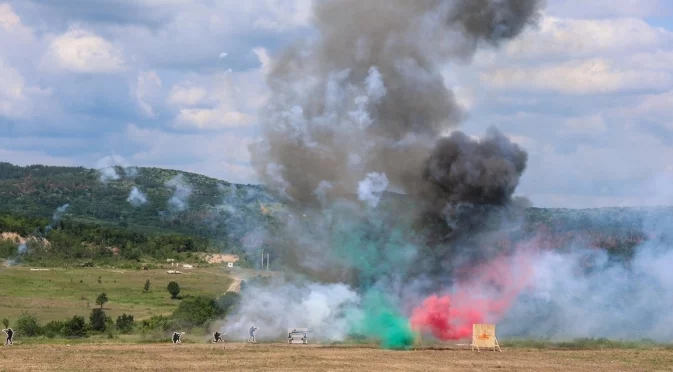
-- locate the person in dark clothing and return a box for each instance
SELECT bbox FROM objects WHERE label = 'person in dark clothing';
[172,332,184,344]
[212,331,224,343]
[2,328,13,345]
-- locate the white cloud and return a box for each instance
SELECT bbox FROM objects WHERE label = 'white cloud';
[252,47,272,76]
[132,70,162,117]
[167,81,208,106]
[482,58,673,94]
[547,0,673,18]
[252,0,312,31]
[0,57,28,117]
[0,3,20,31]
[42,27,125,73]
[123,123,257,182]
[560,114,608,135]
[174,108,252,130]
[498,17,673,61]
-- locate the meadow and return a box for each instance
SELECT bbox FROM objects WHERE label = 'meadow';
[0,265,232,322]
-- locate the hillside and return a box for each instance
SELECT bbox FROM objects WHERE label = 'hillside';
[0,162,280,243]
[0,162,669,265]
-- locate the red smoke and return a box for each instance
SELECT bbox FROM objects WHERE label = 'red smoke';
[410,239,538,341]
[410,295,483,340]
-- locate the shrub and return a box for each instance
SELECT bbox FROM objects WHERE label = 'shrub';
[143,279,151,293]
[1,318,8,328]
[43,320,65,338]
[217,292,241,315]
[141,315,173,331]
[15,311,41,337]
[89,309,107,332]
[172,296,223,327]
[116,314,134,333]
[63,315,86,337]
[167,281,180,299]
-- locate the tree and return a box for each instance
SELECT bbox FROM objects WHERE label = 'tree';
[167,281,180,299]
[143,279,151,293]
[115,314,134,333]
[96,292,109,309]
[89,308,107,332]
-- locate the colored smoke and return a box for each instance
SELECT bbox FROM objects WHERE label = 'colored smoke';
[410,295,482,340]
[232,0,544,348]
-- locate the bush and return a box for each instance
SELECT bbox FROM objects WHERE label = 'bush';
[15,311,41,337]
[63,315,86,337]
[217,292,241,314]
[141,315,173,332]
[116,314,134,333]
[43,320,65,338]
[167,281,180,299]
[172,296,224,327]
[1,318,8,328]
[144,279,151,293]
[89,309,107,332]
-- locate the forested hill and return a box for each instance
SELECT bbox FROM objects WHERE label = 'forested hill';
[0,162,281,244]
[0,162,670,264]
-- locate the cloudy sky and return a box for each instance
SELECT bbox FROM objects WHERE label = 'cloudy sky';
[1,0,672,208]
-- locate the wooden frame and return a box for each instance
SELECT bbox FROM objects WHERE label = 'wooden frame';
[471,324,501,352]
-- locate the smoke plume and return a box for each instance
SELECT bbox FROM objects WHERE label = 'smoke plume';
[127,187,148,207]
[226,0,544,347]
[45,203,70,233]
[165,174,193,212]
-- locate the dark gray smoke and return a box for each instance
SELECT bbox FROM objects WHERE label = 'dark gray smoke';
[250,0,541,209]
[233,0,544,343]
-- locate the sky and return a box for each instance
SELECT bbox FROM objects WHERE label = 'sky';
[0,0,672,208]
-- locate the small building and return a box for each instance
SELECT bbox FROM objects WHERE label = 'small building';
[182,264,194,269]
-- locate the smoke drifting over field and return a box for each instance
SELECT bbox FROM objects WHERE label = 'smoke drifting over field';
[223,0,673,346]
[223,0,545,347]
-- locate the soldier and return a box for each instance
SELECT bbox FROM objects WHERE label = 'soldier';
[212,331,224,343]
[2,328,13,345]
[172,332,184,344]
[248,326,258,343]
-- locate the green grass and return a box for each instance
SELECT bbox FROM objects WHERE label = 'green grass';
[0,265,232,323]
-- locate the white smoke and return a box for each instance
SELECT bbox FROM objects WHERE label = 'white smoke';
[357,173,389,209]
[165,174,193,212]
[17,242,26,254]
[494,210,673,342]
[45,203,70,233]
[127,187,148,207]
[95,155,140,182]
[96,155,128,182]
[221,280,361,341]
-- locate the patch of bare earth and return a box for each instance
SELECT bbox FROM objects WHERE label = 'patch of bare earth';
[2,343,673,371]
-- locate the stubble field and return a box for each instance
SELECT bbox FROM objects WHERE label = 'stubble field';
[1,343,673,372]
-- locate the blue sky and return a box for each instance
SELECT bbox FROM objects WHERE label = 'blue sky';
[1,0,673,208]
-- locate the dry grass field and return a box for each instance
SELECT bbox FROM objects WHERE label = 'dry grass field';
[1,343,673,372]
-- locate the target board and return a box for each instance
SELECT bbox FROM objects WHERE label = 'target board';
[471,324,501,352]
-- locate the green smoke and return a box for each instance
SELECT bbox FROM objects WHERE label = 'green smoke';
[350,290,416,350]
